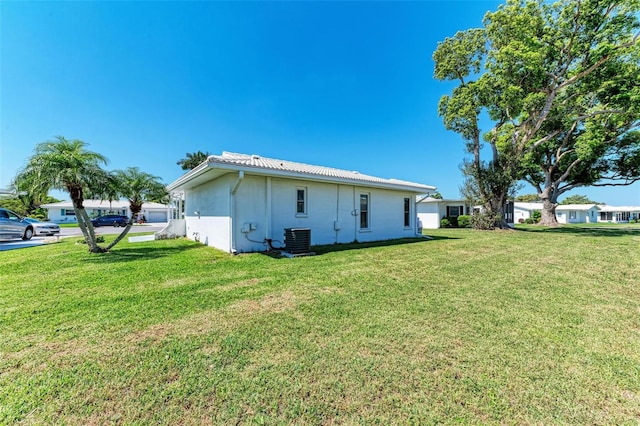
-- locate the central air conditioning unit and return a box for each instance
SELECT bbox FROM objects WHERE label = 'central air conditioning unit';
[284,228,312,256]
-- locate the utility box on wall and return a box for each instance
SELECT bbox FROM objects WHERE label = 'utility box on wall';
[284,228,311,254]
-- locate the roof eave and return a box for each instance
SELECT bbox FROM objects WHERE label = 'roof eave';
[167,162,435,194]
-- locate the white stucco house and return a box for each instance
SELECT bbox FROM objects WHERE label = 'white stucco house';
[41,200,171,223]
[515,202,601,224]
[514,202,544,223]
[597,205,640,223]
[166,151,436,253]
[416,197,473,229]
[556,204,601,224]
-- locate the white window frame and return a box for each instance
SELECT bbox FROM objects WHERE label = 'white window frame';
[359,193,370,231]
[403,197,411,228]
[296,187,307,217]
[569,211,577,219]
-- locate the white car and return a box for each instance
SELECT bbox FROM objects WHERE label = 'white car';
[24,217,61,236]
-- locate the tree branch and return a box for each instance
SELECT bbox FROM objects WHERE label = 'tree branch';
[591,177,640,187]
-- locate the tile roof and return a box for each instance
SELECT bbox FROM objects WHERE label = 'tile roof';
[167,151,435,192]
[210,152,433,189]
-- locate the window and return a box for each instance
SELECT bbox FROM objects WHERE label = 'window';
[296,187,307,215]
[569,211,577,219]
[617,211,630,222]
[360,194,369,229]
[403,198,411,227]
[446,205,463,217]
[62,209,75,216]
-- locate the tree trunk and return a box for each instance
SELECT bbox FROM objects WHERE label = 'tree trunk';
[105,203,142,250]
[537,186,561,227]
[71,202,105,253]
[104,219,133,251]
[539,199,559,226]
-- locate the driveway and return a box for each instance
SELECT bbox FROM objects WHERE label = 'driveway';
[0,237,49,251]
[59,222,168,237]
[0,223,169,251]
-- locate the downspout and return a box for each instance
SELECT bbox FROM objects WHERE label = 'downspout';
[265,176,272,241]
[335,184,340,243]
[229,171,245,253]
[353,185,357,242]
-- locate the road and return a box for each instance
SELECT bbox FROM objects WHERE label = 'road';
[0,223,168,251]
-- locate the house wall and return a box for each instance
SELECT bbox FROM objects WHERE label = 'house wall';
[184,174,233,251]
[416,203,441,229]
[514,207,532,222]
[184,173,420,253]
[47,208,78,223]
[417,201,469,229]
[234,175,419,253]
[556,209,597,224]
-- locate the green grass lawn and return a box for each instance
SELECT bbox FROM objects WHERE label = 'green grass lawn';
[1,227,639,424]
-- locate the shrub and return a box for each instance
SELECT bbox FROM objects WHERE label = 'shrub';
[471,212,498,230]
[440,218,451,228]
[532,210,542,223]
[524,218,535,224]
[77,236,105,244]
[457,215,471,228]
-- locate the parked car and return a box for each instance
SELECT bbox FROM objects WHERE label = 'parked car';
[23,217,61,236]
[0,208,34,240]
[91,214,129,227]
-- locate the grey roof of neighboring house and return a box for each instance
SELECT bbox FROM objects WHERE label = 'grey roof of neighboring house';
[556,204,600,211]
[514,202,544,210]
[168,151,436,193]
[598,205,640,212]
[416,196,468,204]
[514,202,599,211]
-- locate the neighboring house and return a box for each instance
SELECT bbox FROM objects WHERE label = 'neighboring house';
[555,204,600,224]
[597,205,640,223]
[515,202,600,223]
[514,202,543,222]
[166,151,436,253]
[416,197,473,229]
[40,200,171,223]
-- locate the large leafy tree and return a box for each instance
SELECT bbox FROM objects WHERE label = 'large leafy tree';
[559,194,601,205]
[434,0,640,227]
[103,167,168,250]
[14,136,109,252]
[0,195,61,218]
[514,193,541,202]
[177,151,211,170]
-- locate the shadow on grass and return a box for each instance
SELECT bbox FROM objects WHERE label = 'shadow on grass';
[82,242,204,263]
[516,225,640,238]
[261,235,457,258]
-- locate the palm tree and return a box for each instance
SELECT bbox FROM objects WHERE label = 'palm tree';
[104,167,167,250]
[15,136,110,252]
[176,151,211,170]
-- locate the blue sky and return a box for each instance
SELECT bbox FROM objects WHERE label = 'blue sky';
[1,1,638,205]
